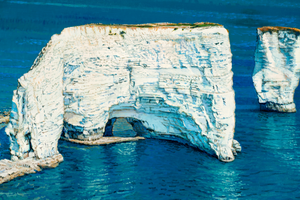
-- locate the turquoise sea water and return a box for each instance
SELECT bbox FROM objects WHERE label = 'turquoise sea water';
[0,0,300,199]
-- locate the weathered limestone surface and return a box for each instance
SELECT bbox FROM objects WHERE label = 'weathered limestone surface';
[5,39,64,161]
[253,27,300,112]
[5,23,240,163]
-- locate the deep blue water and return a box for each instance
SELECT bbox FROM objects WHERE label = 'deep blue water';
[0,0,300,199]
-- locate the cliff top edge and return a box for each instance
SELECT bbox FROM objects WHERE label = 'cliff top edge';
[258,26,300,33]
[82,22,222,28]
[54,22,227,40]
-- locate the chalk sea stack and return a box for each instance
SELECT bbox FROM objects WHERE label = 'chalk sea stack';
[2,22,240,184]
[253,26,300,112]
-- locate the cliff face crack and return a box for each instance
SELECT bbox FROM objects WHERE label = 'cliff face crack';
[5,23,239,162]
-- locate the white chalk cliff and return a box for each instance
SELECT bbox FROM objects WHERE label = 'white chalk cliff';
[253,27,300,112]
[5,23,240,162]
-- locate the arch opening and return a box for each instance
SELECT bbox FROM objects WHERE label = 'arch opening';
[103,117,137,138]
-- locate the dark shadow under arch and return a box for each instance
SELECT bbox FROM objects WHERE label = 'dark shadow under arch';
[104,117,149,137]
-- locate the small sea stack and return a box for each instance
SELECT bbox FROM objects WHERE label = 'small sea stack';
[253,26,300,112]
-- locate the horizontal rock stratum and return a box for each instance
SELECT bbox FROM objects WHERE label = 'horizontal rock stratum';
[253,26,300,112]
[5,23,240,168]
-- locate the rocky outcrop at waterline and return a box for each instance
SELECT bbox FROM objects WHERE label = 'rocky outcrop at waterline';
[253,26,300,112]
[0,154,63,184]
[1,22,241,184]
[0,111,10,130]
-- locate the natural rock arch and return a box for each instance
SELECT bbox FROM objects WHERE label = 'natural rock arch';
[5,23,240,163]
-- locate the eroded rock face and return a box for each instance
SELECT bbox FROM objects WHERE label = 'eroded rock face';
[5,23,240,162]
[253,27,300,112]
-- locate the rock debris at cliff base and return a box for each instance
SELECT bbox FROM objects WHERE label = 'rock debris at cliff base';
[61,136,145,145]
[0,111,10,130]
[0,154,63,184]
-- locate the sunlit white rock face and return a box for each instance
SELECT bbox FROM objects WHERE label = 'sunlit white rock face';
[253,27,300,112]
[5,23,240,162]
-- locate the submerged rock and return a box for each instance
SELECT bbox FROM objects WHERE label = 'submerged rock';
[253,26,300,112]
[5,23,240,164]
